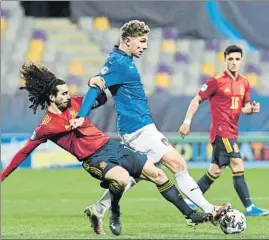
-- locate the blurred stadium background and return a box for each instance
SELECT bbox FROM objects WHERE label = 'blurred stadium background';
[1,1,269,170]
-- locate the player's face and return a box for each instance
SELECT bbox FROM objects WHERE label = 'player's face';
[225,52,242,73]
[54,84,71,111]
[128,34,148,58]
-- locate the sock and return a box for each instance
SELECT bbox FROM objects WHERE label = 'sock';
[109,182,125,213]
[174,169,214,213]
[233,171,252,208]
[157,180,193,217]
[197,171,218,193]
[95,177,136,215]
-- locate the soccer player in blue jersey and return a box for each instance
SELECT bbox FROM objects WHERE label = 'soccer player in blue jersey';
[70,20,230,234]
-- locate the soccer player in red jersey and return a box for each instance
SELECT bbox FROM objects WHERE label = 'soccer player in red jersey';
[1,62,213,236]
[179,45,269,216]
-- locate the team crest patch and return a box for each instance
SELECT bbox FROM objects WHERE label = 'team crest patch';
[100,66,109,75]
[161,138,170,146]
[99,161,108,170]
[233,143,240,153]
[200,83,208,92]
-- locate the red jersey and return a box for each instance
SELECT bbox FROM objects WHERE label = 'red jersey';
[198,70,250,143]
[1,96,109,181]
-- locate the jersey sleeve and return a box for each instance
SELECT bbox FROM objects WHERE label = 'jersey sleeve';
[1,125,48,181]
[198,77,218,100]
[72,96,84,105]
[97,57,127,87]
[243,80,251,105]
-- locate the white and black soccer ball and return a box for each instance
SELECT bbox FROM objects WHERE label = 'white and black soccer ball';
[219,208,247,234]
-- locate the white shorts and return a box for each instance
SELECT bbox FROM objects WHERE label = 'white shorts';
[120,124,173,164]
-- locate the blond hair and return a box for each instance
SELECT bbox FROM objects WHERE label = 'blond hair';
[120,20,150,40]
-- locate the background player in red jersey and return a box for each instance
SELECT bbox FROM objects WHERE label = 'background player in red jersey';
[1,62,213,236]
[179,45,269,216]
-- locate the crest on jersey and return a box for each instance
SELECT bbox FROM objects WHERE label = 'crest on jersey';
[201,83,208,92]
[99,161,107,170]
[100,66,109,75]
[30,131,36,140]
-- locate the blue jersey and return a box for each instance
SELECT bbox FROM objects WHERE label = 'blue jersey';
[98,46,153,134]
[78,46,153,134]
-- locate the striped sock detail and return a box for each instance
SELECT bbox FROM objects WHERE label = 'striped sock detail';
[157,180,173,193]
[232,171,244,177]
[206,171,218,181]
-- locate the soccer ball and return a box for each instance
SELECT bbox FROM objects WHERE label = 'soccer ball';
[219,208,247,234]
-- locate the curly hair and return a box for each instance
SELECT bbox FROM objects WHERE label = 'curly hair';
[19,62,65,114]
[120,20,150,40]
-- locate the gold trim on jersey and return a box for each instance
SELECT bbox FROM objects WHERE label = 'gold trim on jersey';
[214,72,225,79]
[41,114,51,125]
[222,137,233,153]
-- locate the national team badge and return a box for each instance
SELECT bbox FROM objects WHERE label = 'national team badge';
[99,161,107,170]
[100,66,109,75]
[233,143,240,153]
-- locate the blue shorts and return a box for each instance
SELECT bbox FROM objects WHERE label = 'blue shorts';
[211,136,242,167]
[82,139,147,187]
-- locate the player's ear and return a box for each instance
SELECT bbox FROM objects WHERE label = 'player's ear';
[125,37,131,47]
[49,94,55,102]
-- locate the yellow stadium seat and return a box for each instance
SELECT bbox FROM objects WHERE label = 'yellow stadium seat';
[245,73,259,87]
[68,63,85,76]
[161,40,176,54]
[1,17,7,30]
[217,51,224,62]
[202,63,216,76]
[155,73,171,88]
[29,40,45,54]
[26,52,42,62]
[68,84,79,95]
[93,17,110,31]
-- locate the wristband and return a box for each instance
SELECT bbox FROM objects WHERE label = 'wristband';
[184,119,191,125]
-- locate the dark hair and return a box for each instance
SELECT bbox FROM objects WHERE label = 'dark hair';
[19,62,66,114]
[224,45,243,58]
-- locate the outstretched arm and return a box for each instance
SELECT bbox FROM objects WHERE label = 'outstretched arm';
[1,138,43,181]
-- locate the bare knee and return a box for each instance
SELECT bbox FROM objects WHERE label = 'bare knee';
[141,161,168,185]
[105,166,129,188]
[208,163,224,178]
[230,158,244,172]
[161,149,187,173]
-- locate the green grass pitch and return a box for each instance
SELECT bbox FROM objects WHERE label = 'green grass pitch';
[1,168,269,239]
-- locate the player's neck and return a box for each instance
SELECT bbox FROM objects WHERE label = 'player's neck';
[226,69,238,80]
[47,104,62,115]
[118,43,132,56]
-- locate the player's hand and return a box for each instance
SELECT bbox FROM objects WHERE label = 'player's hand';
[179,123,191,138]
[70,117,85,129]
[252,101,260,113]
[88,76,106,90]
